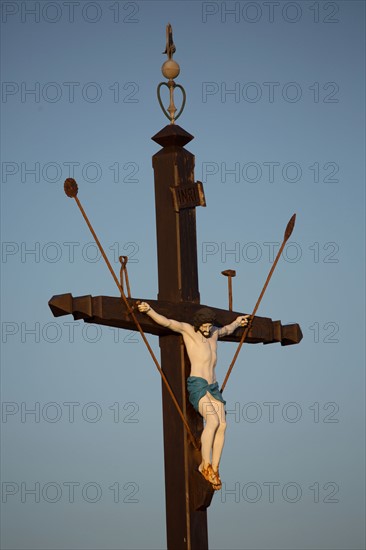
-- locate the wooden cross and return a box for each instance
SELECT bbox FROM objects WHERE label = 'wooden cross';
[49,27,302,550]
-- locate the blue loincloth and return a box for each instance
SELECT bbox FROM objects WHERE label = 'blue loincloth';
[186,376,226,413]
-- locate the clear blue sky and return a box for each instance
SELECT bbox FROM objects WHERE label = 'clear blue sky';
[1,1,365,549]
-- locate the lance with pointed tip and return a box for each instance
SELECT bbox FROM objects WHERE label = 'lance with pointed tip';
[221,213,296,393]
[63,178,199,450]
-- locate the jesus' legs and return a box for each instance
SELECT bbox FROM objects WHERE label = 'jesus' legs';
[198,392,226,489]
[208,396,226,473]
[198,392,220,468]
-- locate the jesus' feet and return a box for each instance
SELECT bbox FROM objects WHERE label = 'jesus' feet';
[198,463,221,490]
[211,468,222,490]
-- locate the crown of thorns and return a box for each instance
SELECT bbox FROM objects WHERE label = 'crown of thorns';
[193,308,216,331]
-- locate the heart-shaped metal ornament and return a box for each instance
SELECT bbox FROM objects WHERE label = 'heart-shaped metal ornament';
[157,81,186,123]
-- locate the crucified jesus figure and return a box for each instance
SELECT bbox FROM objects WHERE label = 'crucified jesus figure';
[137,302,249,490]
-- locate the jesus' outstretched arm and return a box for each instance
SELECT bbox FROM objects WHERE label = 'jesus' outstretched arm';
[137,301,186,333]
[217,315,250,337]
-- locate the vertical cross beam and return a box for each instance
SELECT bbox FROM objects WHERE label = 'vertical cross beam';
[152,124,211,550]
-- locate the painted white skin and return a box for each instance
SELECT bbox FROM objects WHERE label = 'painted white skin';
[137,302,249,474]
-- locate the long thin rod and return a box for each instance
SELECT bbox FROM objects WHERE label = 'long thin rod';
[221,214,296,393]
[72,193,199,450]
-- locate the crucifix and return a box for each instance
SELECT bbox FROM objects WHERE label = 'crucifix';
[49,24,302,550]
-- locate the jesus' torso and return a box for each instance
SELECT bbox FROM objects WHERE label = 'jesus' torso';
[179,324,219,384]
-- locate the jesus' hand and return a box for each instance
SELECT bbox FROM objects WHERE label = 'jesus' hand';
[236,314,251,327]
[137,302,151,313]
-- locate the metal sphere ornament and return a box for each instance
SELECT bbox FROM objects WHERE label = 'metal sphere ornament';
[161,59,180,80]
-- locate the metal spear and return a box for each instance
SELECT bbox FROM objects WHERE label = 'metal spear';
[221,214,296,393]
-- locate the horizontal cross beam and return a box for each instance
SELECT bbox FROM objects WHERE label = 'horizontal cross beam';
[48,293,302,346]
